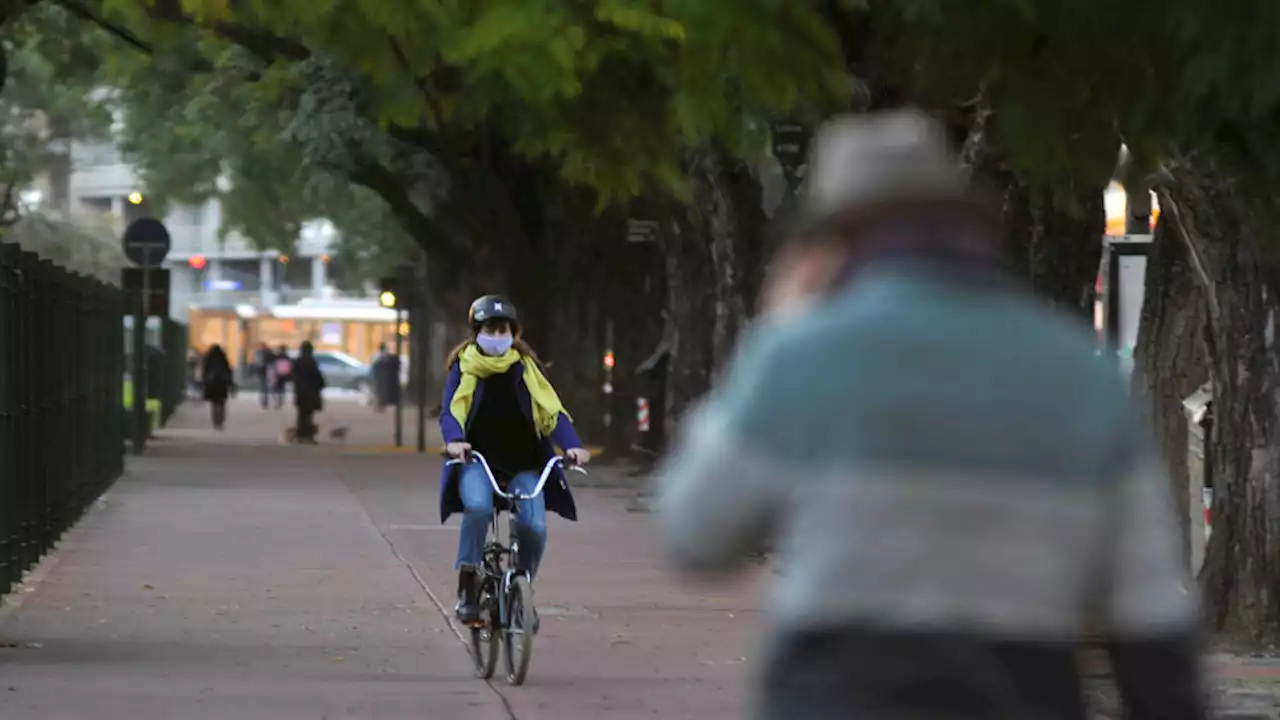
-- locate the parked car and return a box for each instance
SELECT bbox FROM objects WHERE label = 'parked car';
[288,350,372,393]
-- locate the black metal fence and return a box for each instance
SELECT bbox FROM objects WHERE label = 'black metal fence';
[0,244,125,594]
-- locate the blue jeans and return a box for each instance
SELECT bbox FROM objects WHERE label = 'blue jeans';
[455,465,547,579]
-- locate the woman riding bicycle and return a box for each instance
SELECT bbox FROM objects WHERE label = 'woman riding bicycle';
[440,295,591,623]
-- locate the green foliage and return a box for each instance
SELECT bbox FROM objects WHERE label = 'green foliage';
[869,0,1280,189]
[0,4,111,221]
[102,29,417,266]
[323,186,421,292]
[92,0,852,204]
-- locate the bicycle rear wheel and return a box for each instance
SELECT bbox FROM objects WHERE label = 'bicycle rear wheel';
[469,585,499,679]
[502,575,535,685]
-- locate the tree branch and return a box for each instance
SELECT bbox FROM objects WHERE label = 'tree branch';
[147,0,309,62]
[346,156,468,266]
[54,0,154,55]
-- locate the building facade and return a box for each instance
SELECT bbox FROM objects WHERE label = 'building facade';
[66,138,339,321]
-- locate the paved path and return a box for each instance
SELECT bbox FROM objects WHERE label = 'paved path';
[8,397,1277,719]
[0,398,766,719]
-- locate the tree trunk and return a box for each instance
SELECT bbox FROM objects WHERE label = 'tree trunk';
[534,184,617,445]
[999,178,1106,318]
[660,196,717,438]
[1161,153,1280,642]
[656,149,770,442]
[685,150,758,372]
[1131,211,1209,565]
[956,107,1106,318]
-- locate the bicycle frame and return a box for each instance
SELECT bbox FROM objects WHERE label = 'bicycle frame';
[445,452,585,627]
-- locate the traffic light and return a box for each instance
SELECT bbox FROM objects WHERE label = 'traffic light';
[188,254,207,270]
[379,276,398,308]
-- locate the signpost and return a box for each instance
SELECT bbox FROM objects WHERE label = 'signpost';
[380,267,417,449]
[122,268,170,316]
[122,217,170,455]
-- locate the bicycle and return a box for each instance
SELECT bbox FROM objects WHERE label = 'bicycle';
[443,450,586,685]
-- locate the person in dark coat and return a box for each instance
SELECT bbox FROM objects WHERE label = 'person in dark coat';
[201,344,234,430]
[440,295,590,625]
[253,343,275,409]
[291,341,326,444]
[371,343,401,412]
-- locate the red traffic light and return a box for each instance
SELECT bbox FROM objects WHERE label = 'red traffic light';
[603,351,615,369]
[189,254,207,270]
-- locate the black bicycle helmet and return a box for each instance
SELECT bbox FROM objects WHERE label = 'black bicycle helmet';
[468,294,519,331]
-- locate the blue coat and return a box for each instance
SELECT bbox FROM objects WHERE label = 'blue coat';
[439,360,583,522]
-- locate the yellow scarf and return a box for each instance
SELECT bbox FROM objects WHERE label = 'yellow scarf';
[450,344,570,439]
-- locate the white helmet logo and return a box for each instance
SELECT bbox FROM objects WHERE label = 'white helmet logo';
[494,302,503,311]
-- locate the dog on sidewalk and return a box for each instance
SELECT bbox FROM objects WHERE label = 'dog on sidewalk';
[278,425,348,445]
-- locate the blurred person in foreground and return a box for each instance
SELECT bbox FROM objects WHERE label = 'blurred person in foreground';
[655,109,1205,720]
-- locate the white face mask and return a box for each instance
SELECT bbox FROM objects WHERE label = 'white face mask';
[476,333,513,356]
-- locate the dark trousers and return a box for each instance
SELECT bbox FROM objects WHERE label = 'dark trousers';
[211,401,227,429]
[296,408,317,441]
[258,375,270,408]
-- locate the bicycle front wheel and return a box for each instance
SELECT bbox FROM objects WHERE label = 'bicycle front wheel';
[502,575,535,685]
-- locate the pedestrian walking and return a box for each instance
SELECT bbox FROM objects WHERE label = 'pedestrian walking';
[253,343,275,410]
[371,343,401,413]
[291,341,325,444]
[271,344,292,410]
[201,344,235,431]
[655,110,1205,720]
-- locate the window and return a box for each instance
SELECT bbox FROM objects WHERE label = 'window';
[79,197,112,214]
[171,202,205,227]
[70,141,121,168]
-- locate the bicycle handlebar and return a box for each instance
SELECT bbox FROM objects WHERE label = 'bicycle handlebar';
[444,450,586,501]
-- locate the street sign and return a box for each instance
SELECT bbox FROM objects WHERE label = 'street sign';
[122,217,171,266]
[771,122,812,192]
[122,267,170,316]
[627,219,659,243]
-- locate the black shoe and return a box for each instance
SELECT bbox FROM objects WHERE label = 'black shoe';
[455,570,479,623]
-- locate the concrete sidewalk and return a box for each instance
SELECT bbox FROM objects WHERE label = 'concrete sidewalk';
[10,397,1272,719]
[0,399,766,719]
[0,400,506,719]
